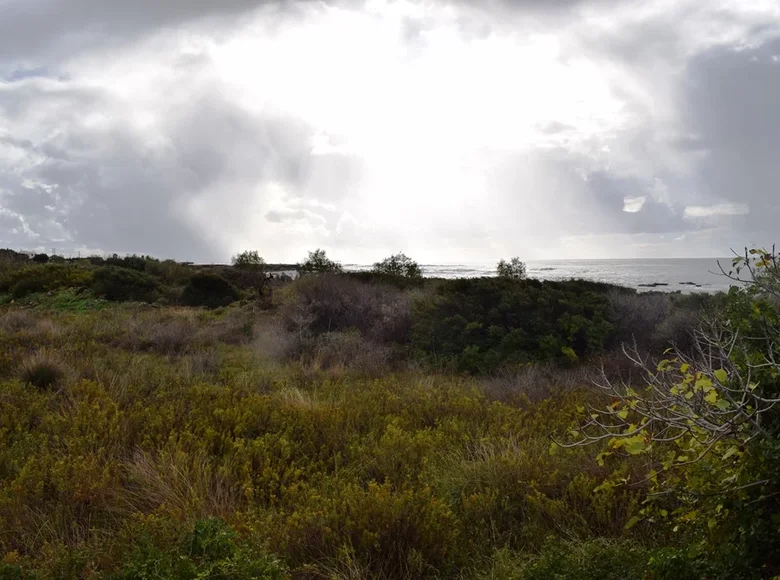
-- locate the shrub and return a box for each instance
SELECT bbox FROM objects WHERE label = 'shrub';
[105,253,148,271]
[496,257,526,279]
[231,250,265,270]
[311,330,393,375]
[0,248,30,265]
[145,319,196,355]
[372,252,423,279]
[509,538,650,580]
[145,259,192,284]
[283,273,411,342]
[411,277,614,372]
[19,350,67,390]
[297,248,342,274]
[1,264,95,298]
[114,518,286,580]
[92,266,160,302]
[0,310,38,333]
[607,290,670,351]
[649,306,699,353]
[479,362,589,404]
[181,272,241,309]
[32,253,49,264]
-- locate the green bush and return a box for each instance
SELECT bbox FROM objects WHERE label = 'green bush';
[1,264,95,298]
[485,538,719,580]
[372,252,423,279]
[232,250,266,271]
[105,253,151,271]
[113,518,286,580]
[181,272,241,308]
[92,266,160,302]
[496,257,526,279]
[297,248,342,274]
[411,277,614,373]
[0,563,35,579]
[524,539,648,580]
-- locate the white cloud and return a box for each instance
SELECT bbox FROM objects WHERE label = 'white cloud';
[684,203,750,218]
[623,196,647,212]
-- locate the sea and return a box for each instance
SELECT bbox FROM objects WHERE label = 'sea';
[341,258,741,293]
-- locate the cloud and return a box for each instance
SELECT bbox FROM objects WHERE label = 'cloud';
[623,196,647,213]
[1,0,779,262]
[684,204,750,218]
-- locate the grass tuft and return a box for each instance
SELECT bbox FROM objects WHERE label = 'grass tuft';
[19,350,67,390]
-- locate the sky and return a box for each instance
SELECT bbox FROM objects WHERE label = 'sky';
[0,0,778,264]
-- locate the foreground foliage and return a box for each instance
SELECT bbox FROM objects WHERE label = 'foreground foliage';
[1,246,777,578]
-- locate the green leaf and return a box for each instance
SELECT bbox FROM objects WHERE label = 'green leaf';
[704,390,718,404]
[617,408,629,420]
[680,363,690,373]
[722,446,739,460]
[714,369,728,383]
[624,437,647,455]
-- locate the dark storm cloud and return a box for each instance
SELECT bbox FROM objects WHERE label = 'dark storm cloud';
[0,75,336,259]
[679,39,780,241]
[584,173,688,235]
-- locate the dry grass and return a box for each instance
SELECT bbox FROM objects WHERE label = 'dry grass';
[312,331,392,376]
[252,320,299,362]
[0,310,39,332]
[275,386,328,411]
[121,449,243,520]
[18,350,68,390]
[0,310,61,338]
[480,362,592,404]
[181,347,223,377]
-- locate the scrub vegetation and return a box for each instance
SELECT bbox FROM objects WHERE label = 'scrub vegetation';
[0,246,778,579]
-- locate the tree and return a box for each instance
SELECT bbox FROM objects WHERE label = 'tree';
[32,253,49,264]
[298,249,342,274]
[496,257,526,279]
[372,252,422,279]
[557,247,780,571]
[232,250,266,271]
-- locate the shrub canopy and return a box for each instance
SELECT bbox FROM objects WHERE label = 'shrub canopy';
[182,272,241,308]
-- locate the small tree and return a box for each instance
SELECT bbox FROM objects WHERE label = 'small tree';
[556,247,780,568]
[496,257,526,279]
[372,252,422,279]
[32,253,49,264]
[298,249,342,275]
[232,250,266,271]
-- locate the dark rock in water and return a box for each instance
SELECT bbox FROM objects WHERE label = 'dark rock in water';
[679,281,703,287]
[638,282,669,287]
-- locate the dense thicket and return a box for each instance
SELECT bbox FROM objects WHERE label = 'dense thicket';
[411,277,614,372]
